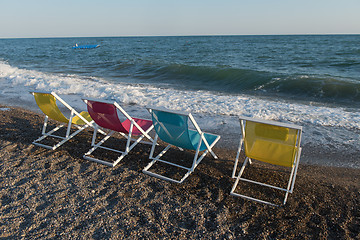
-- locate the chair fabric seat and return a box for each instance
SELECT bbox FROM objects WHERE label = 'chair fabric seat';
[87,101,153,135]
[188,130,219,151]
[87,101,126,133]
[245,139,297,167]
[34,93,69,123]
[71,111,93,125]
[122,118,153,136]
[244,121,298,167]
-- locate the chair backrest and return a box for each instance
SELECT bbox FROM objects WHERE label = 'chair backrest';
[86,100,128,133]
[243,120,300,167]
[150,109,197,150]
[33,92,69,123]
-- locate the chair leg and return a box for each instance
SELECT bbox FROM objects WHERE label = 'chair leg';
[149,134,159,159]
[112,124,155,167]
[143,143,207,184]
[33,120,72,150]
[204,135,221,160]
[230,157,249,193]
[84,125,154,167]
[232,137,245,178]
[231,157,299,207]
[143,130,221,183]
[52,123,89,150]
[230,157,278,207]
[42,116,49,135]
[193,135,220,165]
[283,150,301,204]
[33,108,96,150]
[83,130,116,159]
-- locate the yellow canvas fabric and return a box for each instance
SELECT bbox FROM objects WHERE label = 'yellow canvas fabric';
[34,93,69,123]
[254,123,289,141]
[71,111,92,125]
[244,121,298,167]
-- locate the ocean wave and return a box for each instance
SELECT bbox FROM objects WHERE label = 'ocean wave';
[123,63,360,104]
[1,60,360,130]
[258,75,360,103]
[2,59,359,107]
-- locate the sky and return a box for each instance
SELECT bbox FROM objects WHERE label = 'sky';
[1,0,360,38]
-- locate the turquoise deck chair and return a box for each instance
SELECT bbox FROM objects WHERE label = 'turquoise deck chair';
[143,107,220,183]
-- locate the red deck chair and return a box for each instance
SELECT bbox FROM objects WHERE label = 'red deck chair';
[83,98,154,167]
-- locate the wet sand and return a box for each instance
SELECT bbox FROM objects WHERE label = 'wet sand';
[0,106,359,239]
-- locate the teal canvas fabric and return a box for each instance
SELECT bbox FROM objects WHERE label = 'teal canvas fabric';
[188,130,219,151]
[151,110,218,151]
[151,110,194,150]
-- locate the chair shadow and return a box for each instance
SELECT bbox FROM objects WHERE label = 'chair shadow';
[0,115,42,146]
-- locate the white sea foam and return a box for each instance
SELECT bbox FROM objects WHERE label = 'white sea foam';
[1,61,359,128]
[1,61,359,168]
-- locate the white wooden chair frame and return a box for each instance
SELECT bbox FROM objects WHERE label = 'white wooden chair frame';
[143,107,220,184]
[231,116,302,206]
[83,98,155,167]
[30,91,96,150]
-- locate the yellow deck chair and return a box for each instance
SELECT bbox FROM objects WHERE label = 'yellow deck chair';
[231,116,302,206]
[30,91,94,150]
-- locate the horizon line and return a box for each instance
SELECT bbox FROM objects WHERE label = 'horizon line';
[1,33,360,40]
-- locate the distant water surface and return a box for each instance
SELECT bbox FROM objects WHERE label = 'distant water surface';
[1,35,359,107]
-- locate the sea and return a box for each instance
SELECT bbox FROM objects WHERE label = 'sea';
[0,35,359,168]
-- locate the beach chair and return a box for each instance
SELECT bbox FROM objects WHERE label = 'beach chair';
[143,107,221,183]
[30,91,94,150]
[231,116,302,206]
[82,98,154,167]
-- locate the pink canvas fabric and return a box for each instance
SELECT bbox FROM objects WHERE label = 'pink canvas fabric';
[86,100,152,135]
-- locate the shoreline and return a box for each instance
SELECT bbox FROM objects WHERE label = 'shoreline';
[2,97,359,169]
[0,105,359,239]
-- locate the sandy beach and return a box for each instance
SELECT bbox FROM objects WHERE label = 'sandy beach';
[0,105,359,239]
